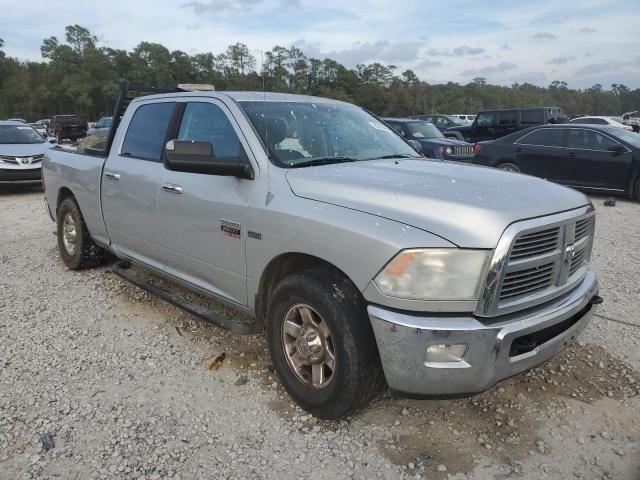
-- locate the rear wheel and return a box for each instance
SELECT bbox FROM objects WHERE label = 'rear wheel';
[266,269,385,419]
[57,197,105,269]
[498,162,521,173]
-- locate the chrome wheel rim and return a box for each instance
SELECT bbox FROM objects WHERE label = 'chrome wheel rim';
[281,304,336,389]
[500,164,518,173]
[62,213,77,255]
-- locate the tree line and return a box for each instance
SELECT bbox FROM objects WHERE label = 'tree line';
[1,25,639,122]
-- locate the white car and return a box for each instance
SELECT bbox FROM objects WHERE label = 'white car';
[452,114,476,124]
[0,121,52,183]
[570,116,634,132]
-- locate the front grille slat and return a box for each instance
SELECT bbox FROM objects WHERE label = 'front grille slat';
[510,227,560,260]
[500,262,555,299]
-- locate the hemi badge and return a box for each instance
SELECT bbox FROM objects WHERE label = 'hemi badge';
[221,219,241,239]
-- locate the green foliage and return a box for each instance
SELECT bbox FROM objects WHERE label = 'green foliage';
[1,26,639,121]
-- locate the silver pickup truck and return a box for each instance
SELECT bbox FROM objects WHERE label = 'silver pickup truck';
[43,87,601,418]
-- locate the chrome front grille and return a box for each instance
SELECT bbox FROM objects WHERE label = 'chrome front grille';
[510,227,560,260]
[452,145,474,157]
[500,263,555,299]
[0,154,44,165]
[477,206,595,317]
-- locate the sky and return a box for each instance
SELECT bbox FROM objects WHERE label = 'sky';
[1,0,640,89]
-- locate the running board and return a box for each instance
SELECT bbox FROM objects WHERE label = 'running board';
[111,262,260,335]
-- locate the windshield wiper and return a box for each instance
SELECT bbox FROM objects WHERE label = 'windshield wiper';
[289,156,357,168]
[367,153,422,160]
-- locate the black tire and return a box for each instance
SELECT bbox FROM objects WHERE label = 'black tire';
[634,177,640,202]
[498,162,521,173]
[266,269,385,419]
[56,196,105,269]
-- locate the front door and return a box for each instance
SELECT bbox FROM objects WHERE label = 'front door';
[101,101,176,267]
[155,100,258,307]
[473,112,497,142]
[565,128,633,191]
[513,128,567,181]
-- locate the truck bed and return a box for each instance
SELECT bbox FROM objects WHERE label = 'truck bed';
[42,147,110,247]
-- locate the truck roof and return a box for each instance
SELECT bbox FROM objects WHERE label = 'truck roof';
[130,90,353,106]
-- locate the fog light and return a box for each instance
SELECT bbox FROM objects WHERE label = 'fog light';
[425,344,468,363]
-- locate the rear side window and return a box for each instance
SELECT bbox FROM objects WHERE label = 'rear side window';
[177,102,243,158]
[521,110,544,125]
[498,110,518,125]
[567,129,621,151]
[516,128,565,147]
[121,102,175,161]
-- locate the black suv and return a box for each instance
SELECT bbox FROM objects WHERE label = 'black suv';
[444,107,566,143]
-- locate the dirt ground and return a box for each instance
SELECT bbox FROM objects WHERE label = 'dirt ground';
[0,186,639,480]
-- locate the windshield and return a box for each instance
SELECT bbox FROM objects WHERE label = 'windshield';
[614,129,640,149]
[406,121,444,139]
[239,101,420,167]
[0,125,45,144]
[446,116,466,126]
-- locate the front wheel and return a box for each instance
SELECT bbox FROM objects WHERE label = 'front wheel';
[57,197,105,269]
[266,269,385,419]
[498,162,521,173]
[634,177,640,202]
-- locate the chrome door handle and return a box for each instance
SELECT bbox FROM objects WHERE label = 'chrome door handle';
[162,183,183,194]
[104,171,121,180]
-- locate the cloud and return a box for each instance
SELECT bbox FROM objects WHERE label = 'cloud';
[578,27,596,33]
[293,39,423,65]
[574,61,630,77]
[509,71,547,84]
[501,44,510,50]
[461,62,517,76]
[425,45,486,57]
[532,32,557,40]
[181,0,257,13]
[546,56,575,65]
[414,59,443,69]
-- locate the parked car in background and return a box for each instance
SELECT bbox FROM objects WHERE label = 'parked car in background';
[43,85,600,418]
[412,114,467,133]
[87,116,113,137]
[30,123,48,138]
[383,117,474,160]
[452,114,476,124]
[50,115,87,143]
[472,124,640,199]
[569,116,634,132]
[621,111,640,133]
[0,121,52,183]
[445,107,566,143]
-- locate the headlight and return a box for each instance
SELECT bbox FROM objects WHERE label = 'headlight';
[374,249,491,301]
[445,147,453,155]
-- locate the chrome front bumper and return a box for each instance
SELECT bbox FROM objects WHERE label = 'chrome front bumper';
[369,270,599,397]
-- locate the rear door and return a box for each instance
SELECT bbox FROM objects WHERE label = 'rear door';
[155,99,258,307]
[101,100,176,267]
[565,128,633,191]
[512,128,568,181]
[495,110,519,138]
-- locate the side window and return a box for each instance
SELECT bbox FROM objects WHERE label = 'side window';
[121,103,175,161]
[516,128,565,147]
[178,102,243,159]
[476,113,495,127]
[521,110,543,125]
[568,129,621,151]
[498,110,518,126]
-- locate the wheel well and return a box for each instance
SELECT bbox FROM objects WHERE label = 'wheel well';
[255,253,360,326]
[56,187,75,211]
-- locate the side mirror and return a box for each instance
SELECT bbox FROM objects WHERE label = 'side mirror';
[407,139,423,153]
[607,144,626,155]
[164,140,254,179]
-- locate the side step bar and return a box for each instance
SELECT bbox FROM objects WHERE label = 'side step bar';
[111,262,260,335]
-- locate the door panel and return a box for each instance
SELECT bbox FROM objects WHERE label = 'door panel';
[101,101,175,266]
[565,129,632,190]
[155,100,257,306]
[513,128,568,182]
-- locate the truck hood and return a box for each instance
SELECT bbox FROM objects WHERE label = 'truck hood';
[285,159,589,248]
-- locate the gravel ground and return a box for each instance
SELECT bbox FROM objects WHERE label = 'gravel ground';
[1,187,639,480]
